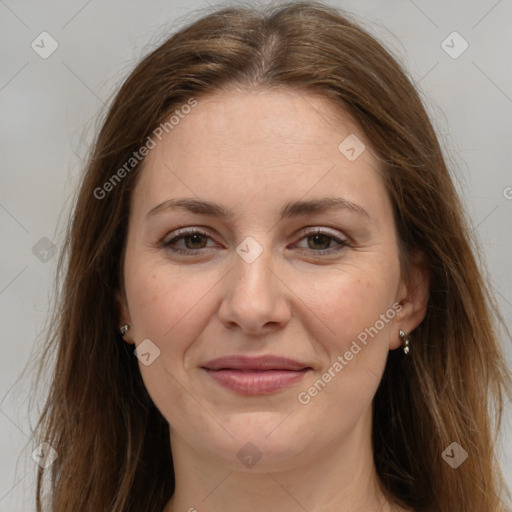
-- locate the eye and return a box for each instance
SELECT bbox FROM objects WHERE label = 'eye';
[294,229,349,255]
[161,227,349,257]
[163,229,216,255]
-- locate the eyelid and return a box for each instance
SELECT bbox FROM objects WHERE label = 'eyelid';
[295,226,348,241]
[292,227,349,254]
[165,225,349,242]
[162,225,350,256]
[167,226,210,237]
[163,227,214,245]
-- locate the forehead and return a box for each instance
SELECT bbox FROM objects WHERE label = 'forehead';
[161,88,360,162]
[131,88,389,221]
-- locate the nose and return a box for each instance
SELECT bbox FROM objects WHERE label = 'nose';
[217,241,292,335]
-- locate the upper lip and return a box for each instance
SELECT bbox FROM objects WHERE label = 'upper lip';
[201,355,311,371]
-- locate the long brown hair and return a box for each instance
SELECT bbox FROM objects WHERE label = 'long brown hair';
[31,2,511,510]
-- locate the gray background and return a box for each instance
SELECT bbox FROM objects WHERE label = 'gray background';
[1,0,511,509]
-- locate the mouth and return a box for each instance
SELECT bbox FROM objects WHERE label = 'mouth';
[201,355,312,395]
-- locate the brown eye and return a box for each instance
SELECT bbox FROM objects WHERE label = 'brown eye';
[182,234,208,250]
[307,233,333,250]
[163,229,215,254]
[295,229,349,255]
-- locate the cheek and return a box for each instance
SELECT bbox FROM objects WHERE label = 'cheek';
[125,259,217,342]
[299,262,400,346]
[123,261,218,421]
[300,266,400,404]
[125,247,401,365]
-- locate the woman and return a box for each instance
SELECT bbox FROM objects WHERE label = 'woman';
[32,2,511,511]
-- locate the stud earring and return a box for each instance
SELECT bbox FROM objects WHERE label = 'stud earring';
[119,324,130,336]
[399,329,411,355]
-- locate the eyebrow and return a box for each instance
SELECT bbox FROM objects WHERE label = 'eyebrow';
[145,196,369,221]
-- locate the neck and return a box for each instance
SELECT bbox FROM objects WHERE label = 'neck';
[163,408,401,512]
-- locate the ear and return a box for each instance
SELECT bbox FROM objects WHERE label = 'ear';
[389,250,430,350]
[116,288,135,344]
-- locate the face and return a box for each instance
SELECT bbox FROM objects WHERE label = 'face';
[118,88,427,471]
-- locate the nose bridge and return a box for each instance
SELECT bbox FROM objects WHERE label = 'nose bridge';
[218,234,290,332]
[233,234,276,298]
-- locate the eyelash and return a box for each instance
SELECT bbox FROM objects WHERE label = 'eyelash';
[162,227,349,257]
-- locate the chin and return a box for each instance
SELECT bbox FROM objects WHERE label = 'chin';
[205,414,318,468]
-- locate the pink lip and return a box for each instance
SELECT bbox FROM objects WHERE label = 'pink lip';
[201,355,312,395]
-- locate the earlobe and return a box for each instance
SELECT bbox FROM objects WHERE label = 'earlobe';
[391,251,430,350]
[115,289,135,344]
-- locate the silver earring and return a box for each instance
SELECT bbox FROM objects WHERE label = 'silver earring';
[399,329,411,355]
[119,324,130,336]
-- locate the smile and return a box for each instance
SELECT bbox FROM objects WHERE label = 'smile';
[201,355,312,395]
[202,368,311,395]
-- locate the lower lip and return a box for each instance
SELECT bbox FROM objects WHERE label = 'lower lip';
[203,368,310,395]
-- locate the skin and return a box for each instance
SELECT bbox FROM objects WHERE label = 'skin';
[117,88,429,512]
